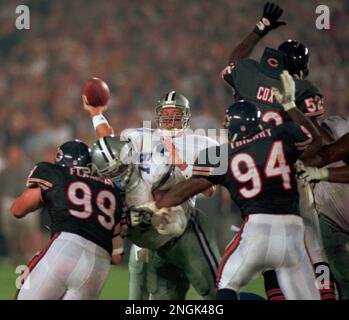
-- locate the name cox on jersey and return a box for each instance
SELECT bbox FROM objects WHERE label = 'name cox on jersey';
[256,86,274,103]
[256,86,284,126]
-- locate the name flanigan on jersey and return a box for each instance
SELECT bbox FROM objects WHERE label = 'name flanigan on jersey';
[192,122,312,217]
[27,162,123,255]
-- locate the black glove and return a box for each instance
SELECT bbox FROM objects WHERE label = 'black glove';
[254,2,286,37]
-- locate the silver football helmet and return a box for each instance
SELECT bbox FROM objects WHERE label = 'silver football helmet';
[155,91,191,136]
[91,136,133,189]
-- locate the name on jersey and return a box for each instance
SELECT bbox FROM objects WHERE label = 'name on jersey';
[230,128,272,149]
[256,86,274,103]
[69,168,114,187]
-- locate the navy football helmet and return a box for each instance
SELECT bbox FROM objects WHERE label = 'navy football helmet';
[225,100,262,141]
[55,140,92,169]
[278,40,309,78]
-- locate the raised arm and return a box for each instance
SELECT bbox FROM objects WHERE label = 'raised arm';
[227,2,286,64]
[272,71,322,153]
[82,95,114,138]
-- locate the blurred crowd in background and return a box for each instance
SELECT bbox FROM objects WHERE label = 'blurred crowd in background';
[0,0,347,262]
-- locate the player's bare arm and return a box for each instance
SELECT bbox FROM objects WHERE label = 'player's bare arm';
[224,2,285,67]
[133,178,213,225]
[82,94,114,138]
[10,187,43,218]
[227,32,262,65]
[303,132,349,167]
[153,185,215,201]
[326,165,349,183]
[156,177,214,209]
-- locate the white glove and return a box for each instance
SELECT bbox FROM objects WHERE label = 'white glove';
[272,70,296,111]
[133,201,171,217]
[298,166,329,185]
[135,201,159,214]
[155,207,187,237]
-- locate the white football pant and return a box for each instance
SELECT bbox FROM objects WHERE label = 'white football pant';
[216,214,320,300]
[16,232,111,300]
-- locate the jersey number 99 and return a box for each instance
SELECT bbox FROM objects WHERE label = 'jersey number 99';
[67,182,116,230]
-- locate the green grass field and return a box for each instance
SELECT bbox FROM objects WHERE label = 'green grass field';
[0,263,265,300]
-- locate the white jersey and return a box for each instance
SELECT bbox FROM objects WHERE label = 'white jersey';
[120,128,219,249]
[314,116,349,233]
[314,161,349,232]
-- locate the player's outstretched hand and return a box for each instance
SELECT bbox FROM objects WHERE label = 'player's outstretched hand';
[272,70,296,111]
[82,94,108,117]
[254,2,286,37]
[295,160,329,185]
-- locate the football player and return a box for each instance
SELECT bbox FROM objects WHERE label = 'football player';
[11,140,124,300]
[84,92,221,300]
[222,2,324,130]
[298,116,349,299]
[220,2,334,299]
[142,90,321,300]
[299,123,349,184]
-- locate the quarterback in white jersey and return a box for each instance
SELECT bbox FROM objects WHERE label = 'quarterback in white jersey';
[84,91,221,300]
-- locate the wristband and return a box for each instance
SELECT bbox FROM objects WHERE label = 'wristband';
[92,114,109,130]
[318,167,329,181]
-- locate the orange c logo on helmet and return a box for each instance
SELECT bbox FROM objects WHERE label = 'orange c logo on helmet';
[267,58,279,68]
[55,149,63,162]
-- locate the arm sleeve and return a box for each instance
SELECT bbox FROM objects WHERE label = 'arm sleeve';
[120,128,145,153]
[26,162,59,191]
[192,146,226,185]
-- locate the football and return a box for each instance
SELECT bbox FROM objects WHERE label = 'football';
[83,77,110,107]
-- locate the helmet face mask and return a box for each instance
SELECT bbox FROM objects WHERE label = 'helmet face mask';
[155,91,191,136]
[93,160,128,180]
[91,136,133,189]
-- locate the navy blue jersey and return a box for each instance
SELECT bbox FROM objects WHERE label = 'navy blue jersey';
[192,122,311,217]
[224,58,324,125]
[27,162,123,254]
